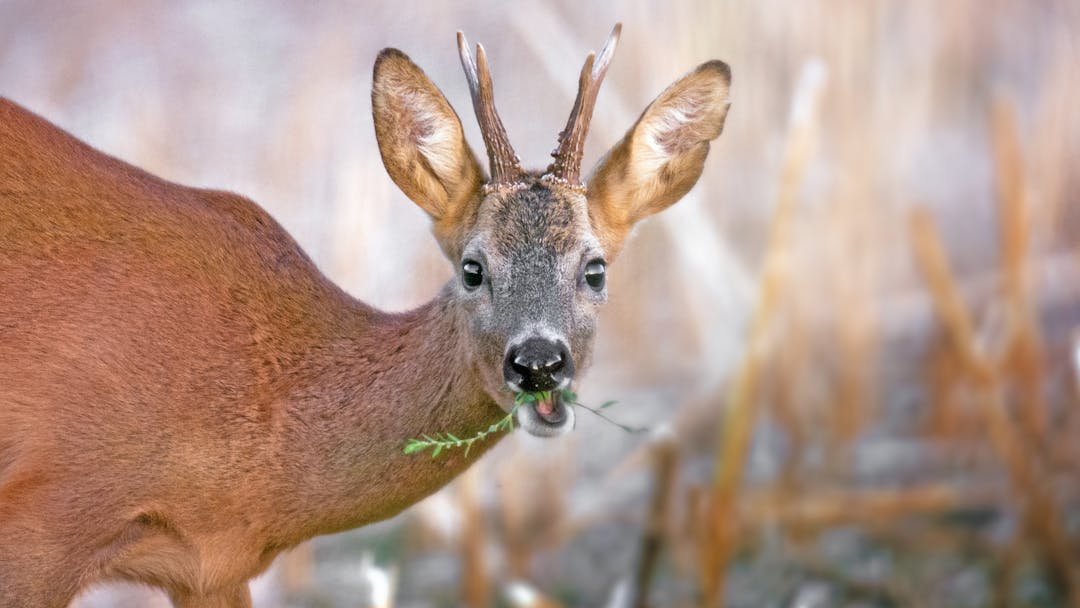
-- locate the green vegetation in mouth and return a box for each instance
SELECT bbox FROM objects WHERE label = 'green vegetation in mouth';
[402,390,535,458]
[402,388,644,459]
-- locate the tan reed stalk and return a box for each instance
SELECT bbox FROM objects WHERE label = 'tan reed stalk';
[909,207,1080,606]
[628,431,680,608]
[698,60,826,607]
[459,466,492,607]
[737,483,1001,530]
[991,100,1049,446]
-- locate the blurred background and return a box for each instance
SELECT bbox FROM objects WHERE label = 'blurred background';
[3,0,1079,606]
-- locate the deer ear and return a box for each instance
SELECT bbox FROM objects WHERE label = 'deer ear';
[586,60,730,255]
[372,49,484,229]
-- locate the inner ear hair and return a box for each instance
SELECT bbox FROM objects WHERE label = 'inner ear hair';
[586,60,730,253]
[637,60,731,175]
[372,48,483,222]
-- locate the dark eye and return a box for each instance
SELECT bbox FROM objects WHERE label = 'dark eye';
[462,259,484,290]
[584,259,606,291]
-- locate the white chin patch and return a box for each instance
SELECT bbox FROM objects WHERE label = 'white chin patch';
[516,401,575,438]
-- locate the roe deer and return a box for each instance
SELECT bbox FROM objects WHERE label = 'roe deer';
[0,24,730,607]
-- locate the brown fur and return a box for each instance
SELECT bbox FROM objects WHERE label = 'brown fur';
[0,98,503,607]
[0,34,729,607]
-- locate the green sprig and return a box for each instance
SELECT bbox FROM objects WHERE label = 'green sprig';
[559,391,647,434]
[402,389,644,459]
[402,391,535,458]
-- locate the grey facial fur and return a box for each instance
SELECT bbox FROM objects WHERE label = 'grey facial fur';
[457,177,606,429]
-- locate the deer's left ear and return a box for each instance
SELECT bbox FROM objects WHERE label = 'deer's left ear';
[586,60,730,255]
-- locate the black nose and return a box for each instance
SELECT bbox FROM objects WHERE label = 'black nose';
[504,338,574,392]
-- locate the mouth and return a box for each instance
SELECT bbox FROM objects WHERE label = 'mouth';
[514,389,575,438]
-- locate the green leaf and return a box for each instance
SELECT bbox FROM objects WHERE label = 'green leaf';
[598,400,617,409]
[406,390,622,460]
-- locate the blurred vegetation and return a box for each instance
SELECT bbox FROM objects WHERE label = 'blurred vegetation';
[3,0,1078,606]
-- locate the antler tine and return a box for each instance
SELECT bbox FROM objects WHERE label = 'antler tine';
[456,31,522,187]
[547,23,622,185]
[456,31,480,96]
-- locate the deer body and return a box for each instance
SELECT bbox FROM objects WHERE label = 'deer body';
[0,25,730,607]
[0,97,503,606]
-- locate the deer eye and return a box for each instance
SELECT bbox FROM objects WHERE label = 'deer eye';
[584,259,606,291]
[462,259,484,290]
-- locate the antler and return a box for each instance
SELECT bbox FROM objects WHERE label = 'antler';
[546,23,622,185]
[457,31,522,187]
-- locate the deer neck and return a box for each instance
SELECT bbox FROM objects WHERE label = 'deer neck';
[277,282,506,539]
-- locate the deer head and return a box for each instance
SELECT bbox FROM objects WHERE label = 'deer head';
[371,25,730,438]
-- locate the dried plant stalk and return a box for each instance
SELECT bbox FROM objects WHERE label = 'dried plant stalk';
[699,59,826,607]
[827,195,880,453]
[767,301,808,493]
[992,100,1049,445]
[497,438,574,579]
[737,483,1000,530]
[628,431,679,608]
[909,207,1080,606]
[459,466,491,607]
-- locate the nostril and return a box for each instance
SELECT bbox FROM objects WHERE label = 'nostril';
[505,338,572,392]
[512,354,530,372]
[543,352,564,373]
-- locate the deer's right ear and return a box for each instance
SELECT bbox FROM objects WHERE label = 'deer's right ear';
[586,60,731,257]
[372,49,484,226]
